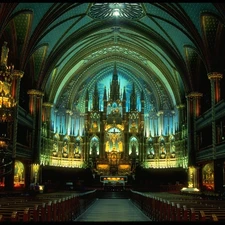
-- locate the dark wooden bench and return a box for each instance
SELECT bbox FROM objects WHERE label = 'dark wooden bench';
[0,208,28,222]
[130,190,225,222]
[210,214,225,221]
[0,190,96,222]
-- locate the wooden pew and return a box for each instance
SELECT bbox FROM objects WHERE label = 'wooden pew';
[0,190,95,222]
[0,211,19,222]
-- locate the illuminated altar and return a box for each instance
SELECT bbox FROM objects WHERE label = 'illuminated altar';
[40,63,188,176]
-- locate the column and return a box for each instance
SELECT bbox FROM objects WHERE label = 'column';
[186,92,203,167]
[11,70,24,156]
[42,102,53,123]
[208,72,223,159]
[42,102,53,165]
[208,72,223,192]
[27,90,44,184]
[11,70,24,190]
[176,104,185,131]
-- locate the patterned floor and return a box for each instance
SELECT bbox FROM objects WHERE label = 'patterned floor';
[74,198,151,222]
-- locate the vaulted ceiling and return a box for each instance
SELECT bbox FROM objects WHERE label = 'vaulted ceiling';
[1,3,225,115]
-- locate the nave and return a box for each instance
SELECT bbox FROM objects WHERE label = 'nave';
[74,198,151,222]
[1,189,225,222]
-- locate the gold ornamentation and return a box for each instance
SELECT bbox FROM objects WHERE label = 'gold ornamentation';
[207,72,223,80]
[43,102,53,107]
[27,89,44,96]
[186,92,203,98]
[0,42,23,122]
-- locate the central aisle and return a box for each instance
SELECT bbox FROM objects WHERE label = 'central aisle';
[74,198,151,222]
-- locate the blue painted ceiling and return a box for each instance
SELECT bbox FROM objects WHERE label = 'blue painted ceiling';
[1,2,225,115]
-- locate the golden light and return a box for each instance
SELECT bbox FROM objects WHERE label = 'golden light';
[0,140,8,149]
[39,185,44,191]
[0,42,23,122]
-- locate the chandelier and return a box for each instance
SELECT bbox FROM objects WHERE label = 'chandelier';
[88,3,145,20]
[0,42,17,122]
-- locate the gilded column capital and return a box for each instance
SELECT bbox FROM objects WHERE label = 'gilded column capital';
[176,104,185,109]
[12,69,24,78]
[27,89,44,96]
[186,92,203,99]
[207,72,223,80]
[66,109,73,116]
[43,102,53,108]
[157,110,164,116]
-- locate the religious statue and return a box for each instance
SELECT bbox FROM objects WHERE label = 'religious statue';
[111,132,118,145]
[52,142,58,156]
[160,144,166,154]
[171,144,176,158]
[62,141,68,157]
[160,143,166,158]
[91,143,97,156]
[131,143,137,156]
[74,145,79,154]
[171,144,175,152]
[74,143,81,158]
[147,145,154,159]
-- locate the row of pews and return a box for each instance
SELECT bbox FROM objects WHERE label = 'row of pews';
[0,190,96,222]
[130,190,225,221]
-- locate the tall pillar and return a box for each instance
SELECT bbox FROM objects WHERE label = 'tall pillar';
[176,104,185,131]
[10,70,24,190]
[27,90,44,184]
[213,159,224,192]
[208,72,223,159]
[42,102,53,166]
[42,102,53,138]
[186,92,203,167]
[208,72,223,192]
[42,102,53,124]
